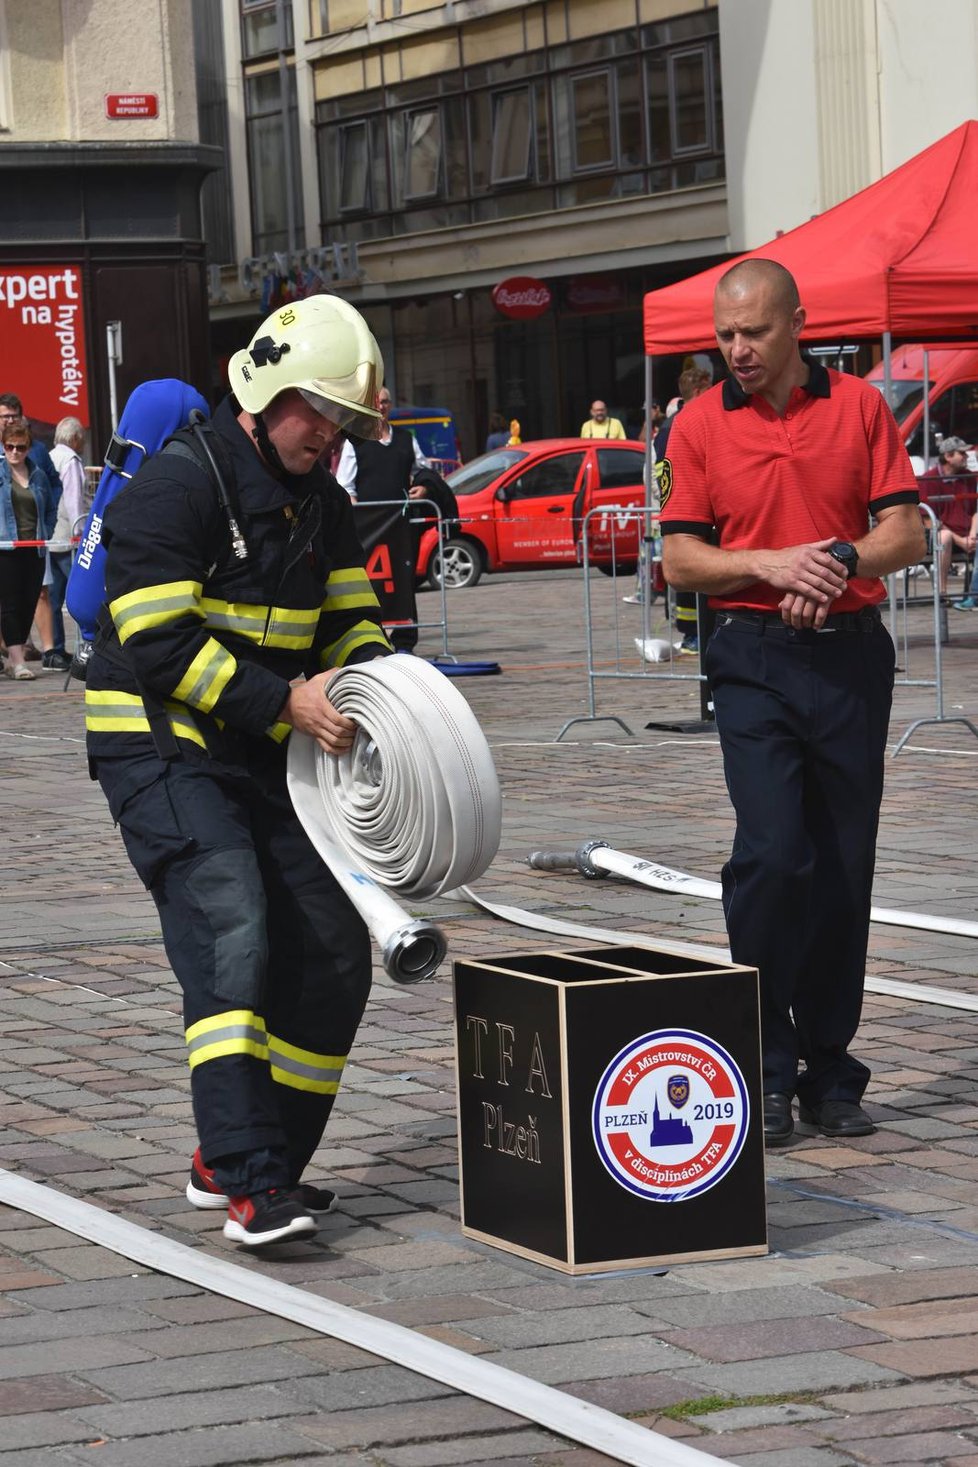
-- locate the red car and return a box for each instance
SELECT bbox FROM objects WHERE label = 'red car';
[416,438,650,588]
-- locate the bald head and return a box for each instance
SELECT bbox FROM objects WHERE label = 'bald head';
[713,259,807,409]
[716,259,800,314]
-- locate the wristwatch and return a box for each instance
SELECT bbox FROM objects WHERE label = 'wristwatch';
[827,540,859,579]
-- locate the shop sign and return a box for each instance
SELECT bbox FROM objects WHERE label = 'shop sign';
[0,266,89,427]
[492,276,552,320]
[565,274,626,313]
[105,93,159,119]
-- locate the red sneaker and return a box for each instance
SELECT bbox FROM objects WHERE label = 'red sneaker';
[223,1189,318,1247]
[186,1148,337,1215]
[185,1147,228,1210]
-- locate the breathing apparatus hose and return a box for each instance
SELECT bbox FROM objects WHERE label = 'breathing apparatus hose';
[287,654,501,984]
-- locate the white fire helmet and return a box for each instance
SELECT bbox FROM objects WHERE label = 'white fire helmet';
[228,295,384,437]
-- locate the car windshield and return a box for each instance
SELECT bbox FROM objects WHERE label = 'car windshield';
[868,379,933,423]
[448,450,527,496]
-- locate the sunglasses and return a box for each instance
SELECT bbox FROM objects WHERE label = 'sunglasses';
[3,442,28,452]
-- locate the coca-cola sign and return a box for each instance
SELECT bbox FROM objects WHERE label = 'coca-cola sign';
[491,276,552,320]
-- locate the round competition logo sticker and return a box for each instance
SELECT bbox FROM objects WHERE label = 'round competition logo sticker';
[592,1029,749,1202]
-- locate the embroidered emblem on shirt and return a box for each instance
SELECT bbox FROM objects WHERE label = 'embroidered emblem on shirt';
[659,457,673,508]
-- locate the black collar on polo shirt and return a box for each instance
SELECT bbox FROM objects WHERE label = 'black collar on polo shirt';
[721,354,831,411]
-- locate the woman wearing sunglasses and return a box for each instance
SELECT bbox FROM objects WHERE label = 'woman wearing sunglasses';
[0,417,59,680]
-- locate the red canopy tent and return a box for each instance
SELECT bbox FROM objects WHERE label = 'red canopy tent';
[643,120,978,355]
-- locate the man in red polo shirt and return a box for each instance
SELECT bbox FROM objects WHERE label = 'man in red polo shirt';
[660,259,924,1147]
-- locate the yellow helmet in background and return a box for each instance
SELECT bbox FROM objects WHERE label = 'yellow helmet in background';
[228,294,384,438]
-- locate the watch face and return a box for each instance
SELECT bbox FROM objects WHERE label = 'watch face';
[831,543,857,575]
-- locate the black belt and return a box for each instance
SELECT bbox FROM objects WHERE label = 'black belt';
[719,606,882,635]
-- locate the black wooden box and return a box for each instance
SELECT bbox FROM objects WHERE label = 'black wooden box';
[454,945,767,1274]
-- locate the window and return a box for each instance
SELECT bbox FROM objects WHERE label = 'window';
[571,72,614,170]
[314,9,723,238]
[670,47,713,154]
[951,383,978,447]
[404,108,442,200]
[511,453,585,500]
[491,89,531,184]
[597,448,645,490]
[647,54,670,160]
[453,450,527,495]
[240,0,289,59]
[340,122,369,211]
[246,69,305,253]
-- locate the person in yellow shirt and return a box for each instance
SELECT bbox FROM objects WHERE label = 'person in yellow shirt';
[580,401,626,439]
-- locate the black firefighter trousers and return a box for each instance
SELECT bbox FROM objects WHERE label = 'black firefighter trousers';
[94,745,372,1198]
[703,610,895,1108]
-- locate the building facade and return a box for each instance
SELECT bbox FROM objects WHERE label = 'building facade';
[216,0,730,455]
[213,0,978,459]
[0,0,219,452]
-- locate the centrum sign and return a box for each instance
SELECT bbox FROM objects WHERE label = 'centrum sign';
[491,276,552,320]
[0,266,89,428]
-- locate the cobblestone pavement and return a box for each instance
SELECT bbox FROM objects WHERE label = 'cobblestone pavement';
[2,569,978,1465]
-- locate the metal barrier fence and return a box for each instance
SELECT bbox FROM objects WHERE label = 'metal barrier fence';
[889,501,978,754]
[553,501,978,753]
[351,496,452,661]
[555,505,709,740]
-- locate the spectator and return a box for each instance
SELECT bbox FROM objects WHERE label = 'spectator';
[580,400,625,440]
[918,436,977,597]
[0,393,62,495]
[336,387,428,653]
[654,365,713,652]
[638,400,665,445]
[485,412,509,452]
[0,417,58,680]
[46,416,88,671]
[335,388,428,503]
[0,392,63,663]
[953,561,978,611]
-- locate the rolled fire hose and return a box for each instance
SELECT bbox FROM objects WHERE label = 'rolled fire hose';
[528,840,978,940]
[287,655,501,984]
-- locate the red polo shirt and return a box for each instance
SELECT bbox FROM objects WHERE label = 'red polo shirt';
[658,359,919,612]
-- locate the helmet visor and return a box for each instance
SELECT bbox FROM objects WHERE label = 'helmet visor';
[299,387,381,440]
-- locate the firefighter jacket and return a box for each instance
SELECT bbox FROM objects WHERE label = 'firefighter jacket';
[85,396,392,763]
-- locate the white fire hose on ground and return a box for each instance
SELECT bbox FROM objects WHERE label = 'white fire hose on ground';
[525,840,978,1014]
[528,840,978,940]
[287,655,501,983]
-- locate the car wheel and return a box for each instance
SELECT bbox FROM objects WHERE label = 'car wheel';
[428,538,484,589]
[596,560,638,578]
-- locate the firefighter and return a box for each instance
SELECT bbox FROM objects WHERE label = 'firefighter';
[86,296,393,1246]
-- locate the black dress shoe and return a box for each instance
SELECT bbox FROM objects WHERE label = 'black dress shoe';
[763,1092,794,1145]
[798,1099,875,1138]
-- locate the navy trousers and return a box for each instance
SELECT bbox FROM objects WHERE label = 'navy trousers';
[95,745,372,1197]
[703,611,895,1106]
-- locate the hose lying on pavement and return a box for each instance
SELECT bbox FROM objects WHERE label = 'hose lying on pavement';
[528,839,978,939]
[288,654,501,984]
[519,840,978,1014]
